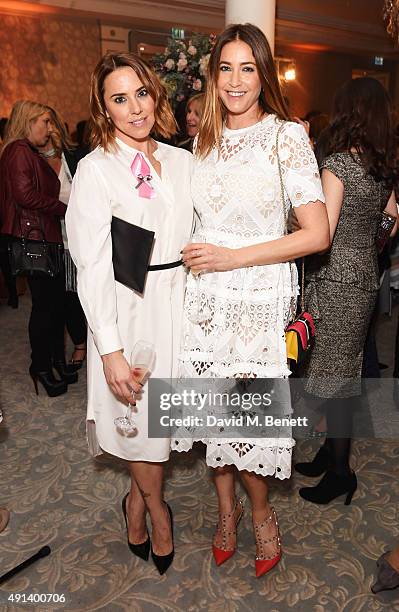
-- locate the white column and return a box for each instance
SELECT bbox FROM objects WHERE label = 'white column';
[225,0,276,55]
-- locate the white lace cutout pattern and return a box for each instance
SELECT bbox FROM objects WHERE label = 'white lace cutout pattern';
[175,116,323,478]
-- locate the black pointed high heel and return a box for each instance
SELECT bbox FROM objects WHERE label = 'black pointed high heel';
[29,366,67,397]
[299,470,357,505]
[151,503,174,575]
[122,493,150,561]
[295,444,330,477]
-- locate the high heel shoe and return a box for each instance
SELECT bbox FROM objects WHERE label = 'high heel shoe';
[371,552,399,593]
[151,502,174,575]
[53,361,78,385]
[68,345,87,372]
[212,497,244,566]
[29,366,67,397]
[299,470,357,505]
[122,493,150,561]
[294,444,330,477]
[254,507,282,578]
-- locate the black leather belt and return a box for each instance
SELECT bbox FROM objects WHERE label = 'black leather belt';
[148,259,183,271]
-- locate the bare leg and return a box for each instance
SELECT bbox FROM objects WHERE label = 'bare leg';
[213,465,241,550]
[127,461,172,556]
[125,468,147,545]
[240,470,279,559]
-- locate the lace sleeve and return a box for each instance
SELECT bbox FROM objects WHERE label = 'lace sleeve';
[279,122,325,208]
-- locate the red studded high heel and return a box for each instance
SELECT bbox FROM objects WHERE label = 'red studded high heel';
[254,507,282,578]
[212,498,244,566]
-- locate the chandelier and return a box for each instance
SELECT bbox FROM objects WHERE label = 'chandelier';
[384,0,399,43]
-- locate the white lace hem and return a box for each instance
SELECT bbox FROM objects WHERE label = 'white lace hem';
[172,437,294,479]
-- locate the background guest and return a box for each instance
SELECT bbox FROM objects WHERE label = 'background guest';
[74,119,91,158]
[178,93,204,151]
[0,100,68,397]
[296,78,398,504]
[41,106,87,370]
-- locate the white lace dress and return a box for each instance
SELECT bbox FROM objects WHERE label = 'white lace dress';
[172,115,325,479]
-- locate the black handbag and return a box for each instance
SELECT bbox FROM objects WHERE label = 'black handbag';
[111,216,155,294]
[8,205,64,279]
[111,216,183,294]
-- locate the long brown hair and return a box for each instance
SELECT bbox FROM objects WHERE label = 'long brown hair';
[318,77,398,189]
[197,23,289,159]
[0,100,48,157]
[90,52,177,151]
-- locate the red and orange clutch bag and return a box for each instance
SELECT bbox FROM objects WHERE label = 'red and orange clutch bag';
[285,308,315,364]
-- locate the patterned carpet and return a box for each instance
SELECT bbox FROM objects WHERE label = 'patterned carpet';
[0,295,398,611]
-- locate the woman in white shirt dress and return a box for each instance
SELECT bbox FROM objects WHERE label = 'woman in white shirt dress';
[175,24,329,577]
[66,53,193,575]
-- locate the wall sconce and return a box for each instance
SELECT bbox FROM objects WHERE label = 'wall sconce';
[284,66,296,81]
[275,57,296,82]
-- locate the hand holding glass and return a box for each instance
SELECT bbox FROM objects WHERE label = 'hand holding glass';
[114,341,156,434]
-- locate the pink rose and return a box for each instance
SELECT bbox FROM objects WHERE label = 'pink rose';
[164,58,175,70]
[177,57,188,71]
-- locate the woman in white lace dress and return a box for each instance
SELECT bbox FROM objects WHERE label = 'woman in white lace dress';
[174,24,329,577]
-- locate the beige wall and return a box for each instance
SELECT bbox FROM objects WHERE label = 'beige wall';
[0,14,101,131]
[0,7,397,130]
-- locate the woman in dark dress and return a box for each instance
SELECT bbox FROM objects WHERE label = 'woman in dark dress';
[296,77,398,504]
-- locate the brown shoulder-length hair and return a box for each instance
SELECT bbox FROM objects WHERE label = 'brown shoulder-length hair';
[197,23,290,159]
[90,52,177,151]
[318,77,398,190]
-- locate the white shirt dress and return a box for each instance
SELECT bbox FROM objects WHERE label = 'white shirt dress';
[66,138,193,462]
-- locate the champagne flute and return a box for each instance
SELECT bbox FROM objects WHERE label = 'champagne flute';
[114,340,156,434]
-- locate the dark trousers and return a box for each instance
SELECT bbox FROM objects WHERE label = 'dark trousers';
[394,312,399,377]
[0,237,18,304]
[65,291,86,346]
[27,273,66,371]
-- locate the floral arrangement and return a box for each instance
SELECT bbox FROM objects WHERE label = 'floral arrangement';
[151,33,216,107]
